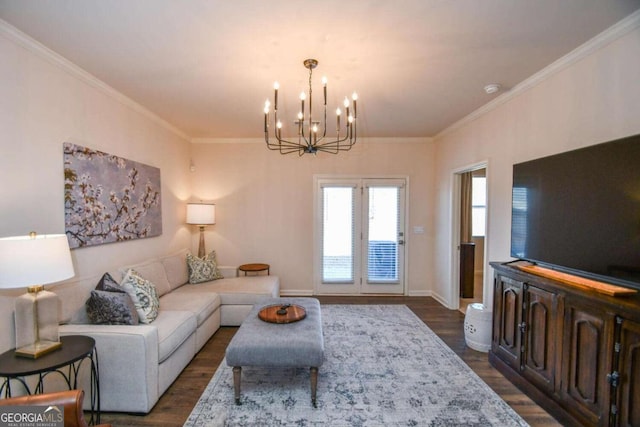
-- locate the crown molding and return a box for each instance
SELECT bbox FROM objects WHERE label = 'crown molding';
[191,138,264,144]
[0,18,190,142]
[191,136,434,144]
[436,9,640,140]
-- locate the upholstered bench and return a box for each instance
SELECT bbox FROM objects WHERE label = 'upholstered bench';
[225,297,324,407]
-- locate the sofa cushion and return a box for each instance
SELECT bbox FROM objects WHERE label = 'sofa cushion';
[119,260,172,297]
[120,269,160,324]
[160,249,190,290]
[186,251,223,284]
[152,310,197,363]
[173,276,279,305]
[159,292,220,327]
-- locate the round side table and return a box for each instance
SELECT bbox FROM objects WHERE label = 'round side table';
[238,263,270,276]
[0,335,100,425]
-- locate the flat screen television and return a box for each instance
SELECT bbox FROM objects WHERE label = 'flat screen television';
[511,133,640,290]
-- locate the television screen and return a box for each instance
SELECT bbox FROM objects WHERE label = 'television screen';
[511,134,640,289]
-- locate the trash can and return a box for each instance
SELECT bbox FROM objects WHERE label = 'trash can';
[464,303,492,352]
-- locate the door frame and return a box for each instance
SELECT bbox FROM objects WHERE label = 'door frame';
[313,174,410,296]
[450,161,489,310]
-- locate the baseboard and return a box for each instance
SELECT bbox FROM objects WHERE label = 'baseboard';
[430,292,449,308]
[407,290,431,297]
[280,290,314,296]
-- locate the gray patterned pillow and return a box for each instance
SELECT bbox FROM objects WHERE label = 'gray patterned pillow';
[120,269,160,323]
[86,289,139,325]
[187,251,224,284]
[96,272,123,293]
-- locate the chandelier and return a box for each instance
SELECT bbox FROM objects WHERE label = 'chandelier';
[263,59,358,156]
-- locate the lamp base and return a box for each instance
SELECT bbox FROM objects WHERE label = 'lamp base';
[15,339,62,359]
[198,225,206,258]
[14,288,61,358]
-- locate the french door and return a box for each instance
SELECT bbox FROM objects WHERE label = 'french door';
[314,177,406,294]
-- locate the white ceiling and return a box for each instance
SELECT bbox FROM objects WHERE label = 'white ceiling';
[1,1,638,139]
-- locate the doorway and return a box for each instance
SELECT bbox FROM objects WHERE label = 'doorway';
[457,167,487,313]
[314,177,407,295]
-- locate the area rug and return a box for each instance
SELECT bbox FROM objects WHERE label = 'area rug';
[184,305,528,426]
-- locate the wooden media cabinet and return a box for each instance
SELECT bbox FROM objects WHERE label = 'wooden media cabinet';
[490,261,640,427]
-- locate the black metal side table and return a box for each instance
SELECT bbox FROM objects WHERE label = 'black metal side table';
[0,335,100,425]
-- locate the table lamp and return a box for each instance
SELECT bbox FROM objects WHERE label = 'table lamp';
[186,203,216,258]
[0,232,75,358]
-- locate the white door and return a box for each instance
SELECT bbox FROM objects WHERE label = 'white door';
[315,177,406,295]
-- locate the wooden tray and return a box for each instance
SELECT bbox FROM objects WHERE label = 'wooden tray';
[258,304,306,324]
[517,264,637,297]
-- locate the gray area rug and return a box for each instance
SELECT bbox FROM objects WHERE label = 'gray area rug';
[185,304,528,426]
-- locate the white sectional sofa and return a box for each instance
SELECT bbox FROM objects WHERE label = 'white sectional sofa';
[0,249,279,413]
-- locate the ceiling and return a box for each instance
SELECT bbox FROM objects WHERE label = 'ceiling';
[1,1,638,140]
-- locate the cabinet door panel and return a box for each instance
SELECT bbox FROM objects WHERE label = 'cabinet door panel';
[617,318,640,427]
[493,275,523,370]
[523,285,559,393]
[562,305,613,426]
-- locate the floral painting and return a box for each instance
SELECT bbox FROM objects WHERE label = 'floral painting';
[64,143,162,248]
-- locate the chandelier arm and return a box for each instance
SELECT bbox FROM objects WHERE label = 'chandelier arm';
[322,104,328,139]
[266,133,309,153]
[316,140,355,153]
[314,134,350,147]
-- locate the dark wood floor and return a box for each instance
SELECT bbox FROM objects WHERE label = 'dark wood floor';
[100,296,561,426]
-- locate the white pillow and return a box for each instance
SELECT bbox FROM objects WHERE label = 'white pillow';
[120,269,160,323]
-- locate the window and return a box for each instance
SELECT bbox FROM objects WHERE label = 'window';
[321,186,355,282]
[471,176,486,237]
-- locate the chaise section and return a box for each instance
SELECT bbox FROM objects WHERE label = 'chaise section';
[173,275,279,325]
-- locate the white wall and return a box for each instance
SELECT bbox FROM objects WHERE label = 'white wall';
[190,138,435,295]
[0,27,193,281]
[432,22,640,308]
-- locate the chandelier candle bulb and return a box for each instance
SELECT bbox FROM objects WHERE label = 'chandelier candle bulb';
[322,76,327,105]
[274,82,279,109]
[352,93,358,118]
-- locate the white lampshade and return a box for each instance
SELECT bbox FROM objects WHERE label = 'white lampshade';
[0,233,75,289]
[186,203,216,225]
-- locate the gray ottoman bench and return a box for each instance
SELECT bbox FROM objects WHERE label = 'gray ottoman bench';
[225,297,324,407]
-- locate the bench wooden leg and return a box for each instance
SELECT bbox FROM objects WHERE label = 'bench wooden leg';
[310,367,318,408]
[233,366,242,405]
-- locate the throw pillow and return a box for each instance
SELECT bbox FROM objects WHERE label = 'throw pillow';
[186,251,224,284]
[120,269,160,323]
[86,290,139,325]
[85,273,139,325]
[96,272,124,293]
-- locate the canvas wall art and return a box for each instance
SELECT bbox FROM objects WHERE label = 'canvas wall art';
[64,143,162,248]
